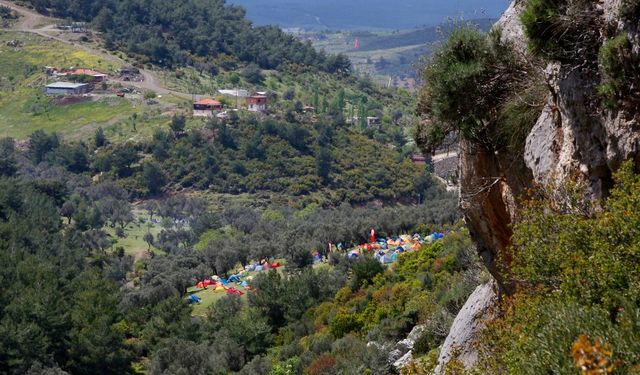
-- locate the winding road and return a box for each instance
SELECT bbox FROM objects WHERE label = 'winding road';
[0,0,190,98]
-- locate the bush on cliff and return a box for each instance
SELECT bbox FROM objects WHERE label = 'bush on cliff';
[416,26,544,154]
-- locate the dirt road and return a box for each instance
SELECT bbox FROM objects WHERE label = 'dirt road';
[0,0,190,98]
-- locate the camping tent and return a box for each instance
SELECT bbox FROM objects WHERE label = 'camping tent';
[240,280,249,287]
[381,255,394,264]
[228,275,241,283]
[196,282,204,289]
[187,295,201,304]
[226,288,244,296]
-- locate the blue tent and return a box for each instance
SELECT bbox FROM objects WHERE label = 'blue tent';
[240,280,249,287]
[381,255,394,264]
[255,265,263,271]
[246,264,256,272]
[349,253,359,259]
[228,275,241,283]
[432,232,445,240]
[187,294,201,304]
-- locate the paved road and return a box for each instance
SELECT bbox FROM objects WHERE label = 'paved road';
[0,0,190,98]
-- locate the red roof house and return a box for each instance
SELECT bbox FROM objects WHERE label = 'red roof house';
[193,98,223,117]
[247,94,267,112]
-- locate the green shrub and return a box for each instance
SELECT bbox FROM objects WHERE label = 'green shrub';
[512,161,640,310]
[476,296,640,374]
[496,84,547,154]
[598,33,640,109]
[520,0,563,58]
[521,0,601,62]
[417,26,541,153]
[329,313,363,338]
[350,256,385,290]
[413,330,440,356]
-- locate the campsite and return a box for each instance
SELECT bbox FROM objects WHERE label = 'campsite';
[185,229,450,317]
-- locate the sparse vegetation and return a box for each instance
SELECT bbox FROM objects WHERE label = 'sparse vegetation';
[521,0,602,62]
[598,33,640,110]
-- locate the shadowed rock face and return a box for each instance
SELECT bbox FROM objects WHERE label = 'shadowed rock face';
[459,140,531,294]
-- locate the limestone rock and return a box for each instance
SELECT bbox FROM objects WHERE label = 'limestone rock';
[434,280,498,373]
[393,350,413,370]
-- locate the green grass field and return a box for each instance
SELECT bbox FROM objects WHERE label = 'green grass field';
[187,284,249,317]
[105,208,164,257]
[0,31,184,140]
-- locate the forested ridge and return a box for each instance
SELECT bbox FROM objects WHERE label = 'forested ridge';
[19,0,351,73]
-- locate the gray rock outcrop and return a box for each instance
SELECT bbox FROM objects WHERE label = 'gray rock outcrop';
[434,280,498,374]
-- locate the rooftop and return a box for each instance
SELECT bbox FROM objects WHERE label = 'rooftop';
[46,82,89,89]
[218,89,249,97]
[194,98,222,106]
[70,68,107,76]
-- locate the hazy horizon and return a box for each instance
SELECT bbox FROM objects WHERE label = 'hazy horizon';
[226,0,511,30]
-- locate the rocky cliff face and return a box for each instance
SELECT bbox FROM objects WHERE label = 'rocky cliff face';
[462,0,640,294]
[436,0,640,371]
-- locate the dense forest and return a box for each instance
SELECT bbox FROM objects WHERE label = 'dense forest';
[0,129,467,374]
[20,0,351,72]
[23,106,426,205]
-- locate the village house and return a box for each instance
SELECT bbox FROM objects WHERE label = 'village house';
[411,154,427,166]
[366,116,381,127]
[45,82,91,95]
[193,98,223,117]
[247,93,268,112]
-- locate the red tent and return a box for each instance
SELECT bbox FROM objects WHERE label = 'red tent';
[226,288,244,296]
[196,282,204,289]
[271,262,281,268]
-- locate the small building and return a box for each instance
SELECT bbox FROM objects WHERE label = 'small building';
[193,98,222,117]
[411,154,427,166]
[366,116,381,127]
[118,65,140,75]
[69,68,108,82]
[247,94,268,112]
[218,89,249,98]
[45,82,91,95]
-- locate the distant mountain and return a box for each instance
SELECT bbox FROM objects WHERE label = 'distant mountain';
[226,0,511,30]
